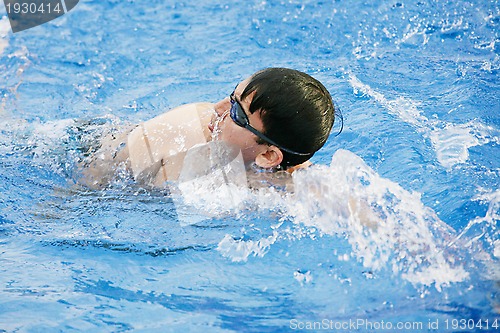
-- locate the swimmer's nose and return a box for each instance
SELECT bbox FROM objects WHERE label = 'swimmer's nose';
[214,97,231,117]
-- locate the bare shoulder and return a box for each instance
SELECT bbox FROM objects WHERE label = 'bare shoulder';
[127,102,215,184]
[80,102,216,188]
[142,102,214,142]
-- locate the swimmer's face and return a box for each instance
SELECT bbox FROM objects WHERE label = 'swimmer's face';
[210,77,283,168]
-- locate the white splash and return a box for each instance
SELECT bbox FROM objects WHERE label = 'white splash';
[0,117,478,290]
[214,149,470,290]
[0,116,126,176]
[0,16,9,56]
[453,189,500,248]
[293,270,313,285]
[348,74,499,169]
[290,149,469,291]
[0,16,10,114]
[462,188,500,279]
[349,73,429,128]
[217,232,278,262]
[1,16,31,116]
[429,121,498,169]
[173,141,250,225]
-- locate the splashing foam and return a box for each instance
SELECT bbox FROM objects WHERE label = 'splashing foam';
[0,116,125,176]
[1,16,31,116]
[1,16,10,114]
[0,118,473,290]
[348,74,499,169]
[291,149,469,291]
[172,141,251,226]
[450,188,500,279]
[0,16,9,56]
[217,232,278,262]
[429,121,497,169]
[213,149,470,291]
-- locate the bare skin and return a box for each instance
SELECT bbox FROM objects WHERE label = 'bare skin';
[80,78,310,189]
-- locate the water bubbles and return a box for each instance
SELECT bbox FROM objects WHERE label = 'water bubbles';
[209,108,225,142]
[362,270,374,279]
[293,270,313,285]
[217,232,278,262]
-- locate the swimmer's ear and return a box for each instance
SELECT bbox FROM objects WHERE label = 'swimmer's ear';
[255,146,283,169]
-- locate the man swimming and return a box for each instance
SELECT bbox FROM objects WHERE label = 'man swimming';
[80,67,340,189]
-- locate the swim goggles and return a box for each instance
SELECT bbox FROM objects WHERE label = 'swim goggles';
[229,89,311,156]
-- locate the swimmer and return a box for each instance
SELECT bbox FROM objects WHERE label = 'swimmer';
[80,67,341,189]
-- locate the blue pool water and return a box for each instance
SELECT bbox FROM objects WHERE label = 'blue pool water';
[1,0,499,332]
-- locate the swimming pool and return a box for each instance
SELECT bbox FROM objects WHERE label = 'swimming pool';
[1,0,499,332]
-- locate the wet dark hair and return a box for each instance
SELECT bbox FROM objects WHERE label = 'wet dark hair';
[241,67,341,169]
